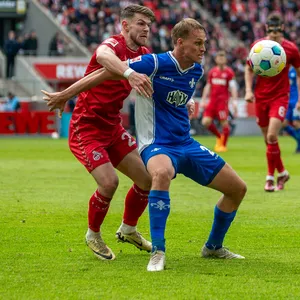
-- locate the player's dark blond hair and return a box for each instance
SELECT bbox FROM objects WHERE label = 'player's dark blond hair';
[216,50,226,57]
[171,18,206,45]
[121,4,155,22]
[266,12,283,26]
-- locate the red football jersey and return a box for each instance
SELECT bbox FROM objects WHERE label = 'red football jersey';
[249,38,300,102]
[71,34,150,130]
[208,66,235,105]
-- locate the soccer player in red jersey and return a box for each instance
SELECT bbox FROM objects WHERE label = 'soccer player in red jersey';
[44,5,156,261]
[201,50,238,152]
[244,13,300,192]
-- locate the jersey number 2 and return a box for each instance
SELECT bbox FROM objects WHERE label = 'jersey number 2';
[121,132,136,147]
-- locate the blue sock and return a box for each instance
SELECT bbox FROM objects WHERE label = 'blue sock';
[148,190,170,252]
[284,125,299,141]
[206,206,237,250]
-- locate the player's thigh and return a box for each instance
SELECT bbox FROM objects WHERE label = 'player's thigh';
[269,98,288,124]
[69,123,112,173]
[179,139,225,186]
[141,145,177,190]
[268,117,284,141]
[255,102,269,128]
[107,126,137,167]
[207,163,246,198]
[116,148,151,191]
[217,108,228,121]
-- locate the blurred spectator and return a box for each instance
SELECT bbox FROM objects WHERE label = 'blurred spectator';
[4,31,21,78]
[22,30,39,56]
[0,92,20,112]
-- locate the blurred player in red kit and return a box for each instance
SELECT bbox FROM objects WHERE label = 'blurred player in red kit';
[43,5,156,261]
[201,50,238,152]
[244,13,300,192]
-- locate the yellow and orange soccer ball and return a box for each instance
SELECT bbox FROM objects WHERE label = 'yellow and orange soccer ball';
[248,40,286,77]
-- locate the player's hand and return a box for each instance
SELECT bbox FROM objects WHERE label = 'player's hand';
[296,101,300,111]
[41,90,68,118]
[128,71,153,98]
[187,99,195,119]
[245,90,254,103]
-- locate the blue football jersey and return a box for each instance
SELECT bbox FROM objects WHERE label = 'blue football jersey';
[289,67,298,104]
[128,51,203,152]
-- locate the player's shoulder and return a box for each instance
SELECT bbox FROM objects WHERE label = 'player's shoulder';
[250,37,266,48]
[282,39,298,51]
[101,34,124,48]
[226,66,235,75]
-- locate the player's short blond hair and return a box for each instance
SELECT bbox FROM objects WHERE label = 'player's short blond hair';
[171,18,206,45]
[121,4,155,22]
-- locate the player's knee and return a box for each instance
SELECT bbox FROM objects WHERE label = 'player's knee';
[202,118,211,127]
[98,176,119,195]
[237,180,247,201]
[135,174,152,191]
[266,133,277,143]
[151,168,172,185]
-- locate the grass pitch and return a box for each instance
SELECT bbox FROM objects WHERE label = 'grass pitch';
[0,136,300,299]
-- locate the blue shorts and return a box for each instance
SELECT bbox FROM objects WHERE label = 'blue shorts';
[141,138,225,186]
[286,101,300,122]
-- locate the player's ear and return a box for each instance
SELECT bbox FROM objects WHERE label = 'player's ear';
[122,20,130,32]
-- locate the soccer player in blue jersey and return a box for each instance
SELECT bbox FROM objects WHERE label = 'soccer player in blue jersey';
[282,66,300,153]
[43,18,247,272]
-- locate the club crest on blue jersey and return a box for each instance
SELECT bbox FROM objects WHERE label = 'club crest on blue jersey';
[166,90,189,107]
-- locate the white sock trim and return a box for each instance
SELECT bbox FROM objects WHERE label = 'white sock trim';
[278,170,288,177]
[266,175,275,181]
[119,222,136,234]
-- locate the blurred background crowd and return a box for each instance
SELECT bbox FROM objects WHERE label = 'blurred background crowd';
[3,0,300,96]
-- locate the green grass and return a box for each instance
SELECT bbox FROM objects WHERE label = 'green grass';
[1,136,300,299]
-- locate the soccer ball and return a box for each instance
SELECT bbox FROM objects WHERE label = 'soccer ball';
[248,40,286,77]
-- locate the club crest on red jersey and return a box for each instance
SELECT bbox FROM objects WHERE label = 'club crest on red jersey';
[92,151,103,161]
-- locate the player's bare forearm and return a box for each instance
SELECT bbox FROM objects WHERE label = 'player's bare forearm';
[96,45,128,77]
[201,84,210,106]
[61,68,121,99]
[244,65,254,92]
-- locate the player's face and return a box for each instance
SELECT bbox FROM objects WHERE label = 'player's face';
[181,29,207,64]
[216,54,227,66]
[127,13,152,46]
[266,25,284,41]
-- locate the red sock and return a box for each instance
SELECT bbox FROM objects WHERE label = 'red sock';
[276,154,285,173]
[208,123,221,138]
[266,142,280,176]
[88,190,111,232]
[123,184,149,226]
[222,124,230,146]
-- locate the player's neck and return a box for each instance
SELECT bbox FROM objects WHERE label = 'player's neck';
[267,36,284,44]
[218,65,226,70]
[171,50,194,70]
[121,31,139,51]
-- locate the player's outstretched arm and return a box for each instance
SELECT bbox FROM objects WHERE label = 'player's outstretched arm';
[97,45,153,98]
[229,79,238,116]
[244,64,255,103]
[42,68,120,117]
[201,83,211,108]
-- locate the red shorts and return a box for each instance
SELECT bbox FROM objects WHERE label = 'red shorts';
[203,103,228,121]
[69,121,137,172]
[255,96,288,127]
